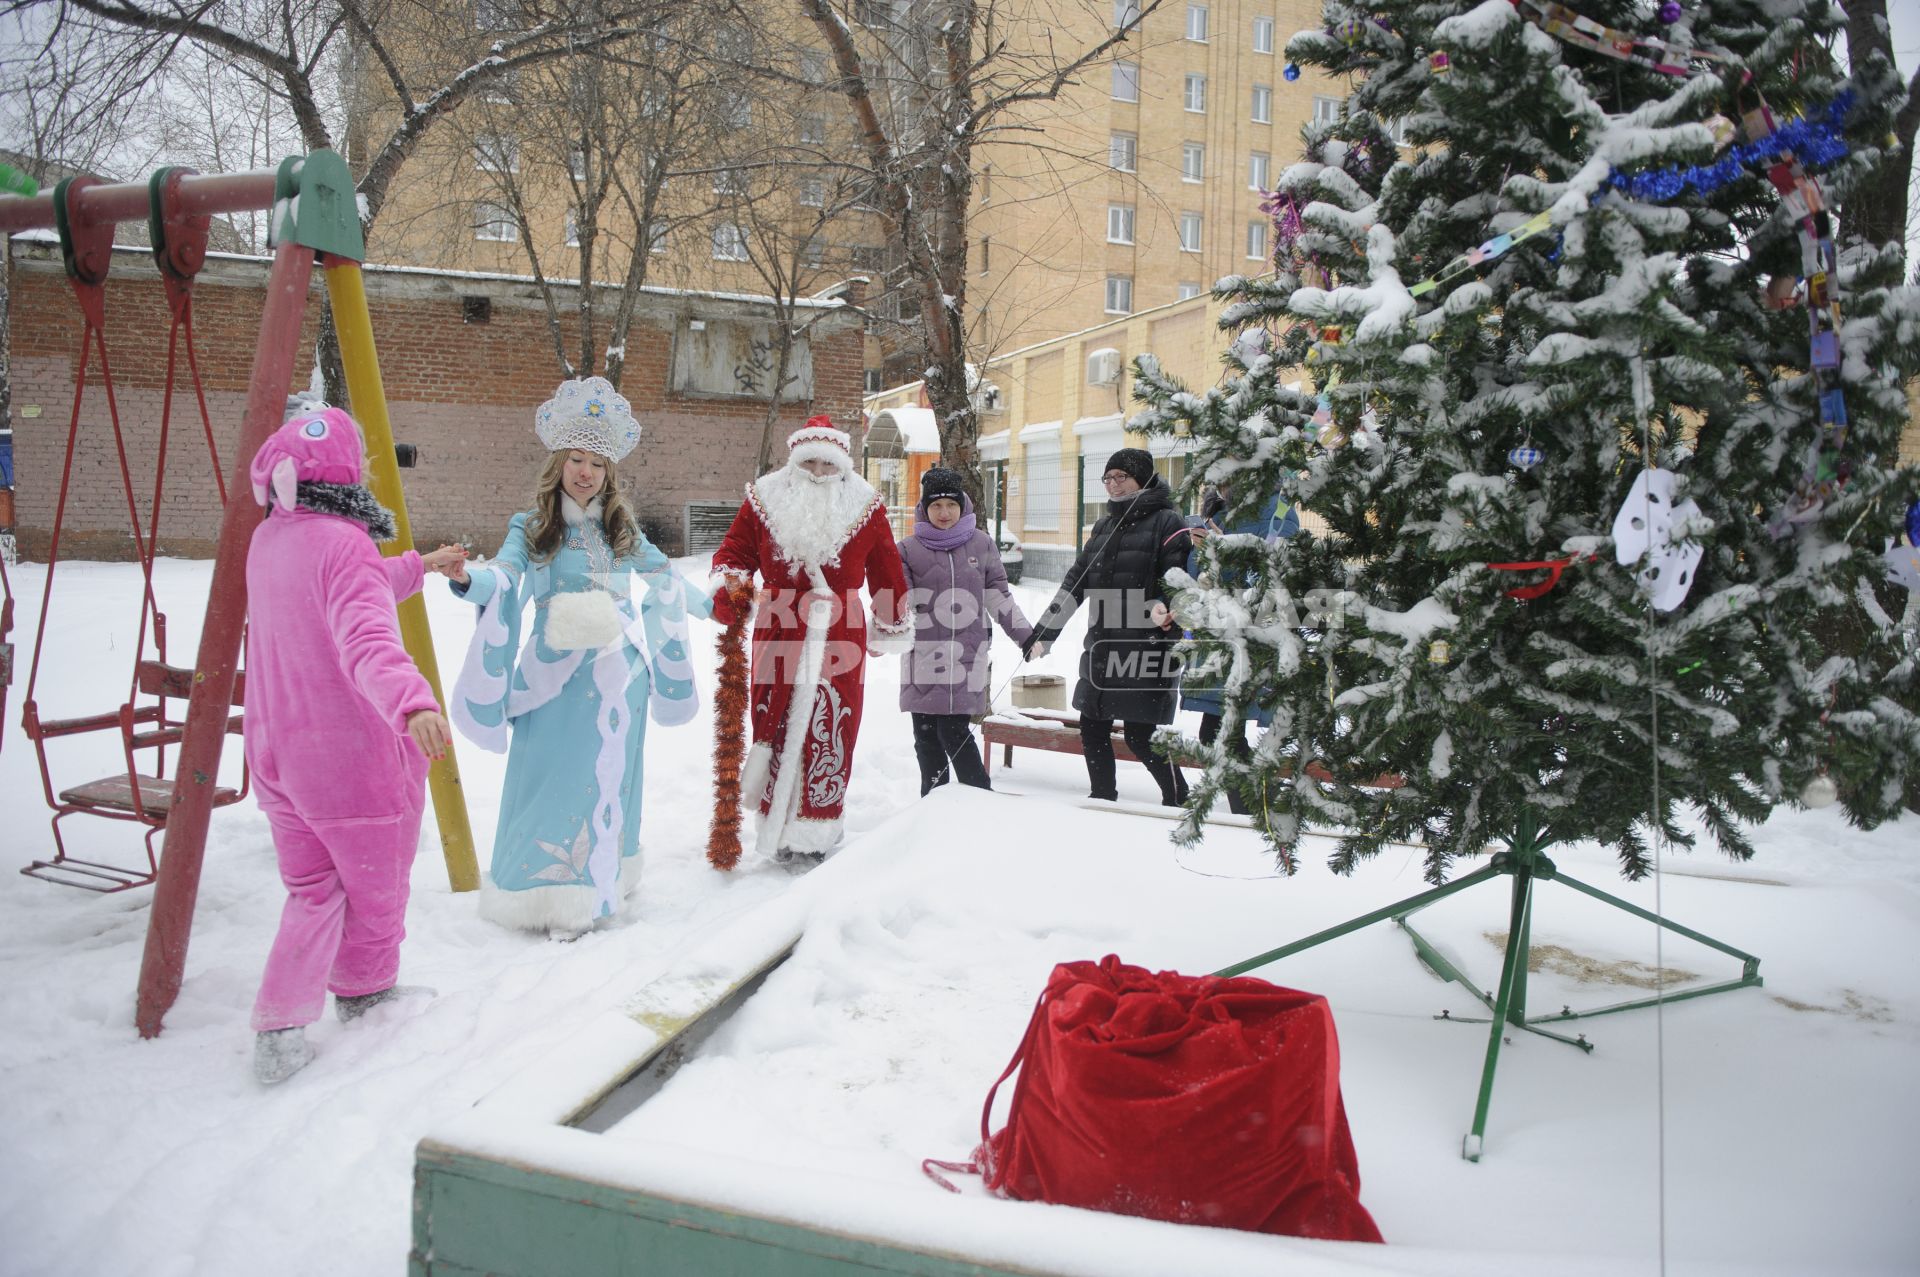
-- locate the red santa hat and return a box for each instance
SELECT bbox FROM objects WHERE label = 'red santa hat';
[787,415,853,475]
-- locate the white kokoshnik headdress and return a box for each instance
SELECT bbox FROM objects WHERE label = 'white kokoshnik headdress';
[535,376,641,462]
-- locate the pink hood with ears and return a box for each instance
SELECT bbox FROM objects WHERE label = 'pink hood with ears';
[250,407,366,509]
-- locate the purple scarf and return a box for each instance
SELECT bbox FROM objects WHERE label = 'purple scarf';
[913,491,977,551]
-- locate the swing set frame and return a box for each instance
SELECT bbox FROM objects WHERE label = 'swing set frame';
[0,152,478,1039]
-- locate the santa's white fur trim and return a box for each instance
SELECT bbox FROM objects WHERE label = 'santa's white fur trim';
[756,585,834,858]
[774,813,844,853]
[786,421,851,454]
[740,741,773,815]
[747,468,880,572]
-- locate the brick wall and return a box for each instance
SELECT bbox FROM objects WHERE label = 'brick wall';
[5,240,865,559]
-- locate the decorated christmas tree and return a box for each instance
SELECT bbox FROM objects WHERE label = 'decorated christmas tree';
[1132,0,1920,882]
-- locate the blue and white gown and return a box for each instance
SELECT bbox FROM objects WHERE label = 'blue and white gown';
[451,498,708,933]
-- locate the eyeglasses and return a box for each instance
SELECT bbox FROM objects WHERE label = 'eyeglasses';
[1101,474,1134,486]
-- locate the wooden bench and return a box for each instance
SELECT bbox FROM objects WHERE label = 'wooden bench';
[981,709,1135,776]
[981,708,1403,788]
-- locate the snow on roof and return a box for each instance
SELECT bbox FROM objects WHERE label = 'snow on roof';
[867,406,941,454]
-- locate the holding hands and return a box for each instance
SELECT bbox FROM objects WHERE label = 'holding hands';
[422,544,470,584]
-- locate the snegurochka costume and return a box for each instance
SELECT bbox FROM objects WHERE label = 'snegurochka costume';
[451,377,708,935]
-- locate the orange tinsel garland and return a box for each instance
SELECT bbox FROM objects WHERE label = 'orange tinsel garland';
[706,576,756,870]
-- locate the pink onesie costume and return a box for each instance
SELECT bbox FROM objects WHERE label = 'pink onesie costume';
[245,409,440,1032]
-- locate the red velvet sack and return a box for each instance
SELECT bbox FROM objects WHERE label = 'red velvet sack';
[956,955,1381,1243]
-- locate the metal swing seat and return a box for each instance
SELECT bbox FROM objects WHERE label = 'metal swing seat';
[19,171,249,892]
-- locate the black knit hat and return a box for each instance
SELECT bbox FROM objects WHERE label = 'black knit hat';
[1105,448,1155,488]
[920,467,966,504]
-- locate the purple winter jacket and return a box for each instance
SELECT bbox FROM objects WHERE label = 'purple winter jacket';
[896,499,1034,716]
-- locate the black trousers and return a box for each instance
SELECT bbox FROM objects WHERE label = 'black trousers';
[1080,716,1188,806]
[1197,712,1251,815]
[911,713,991,796]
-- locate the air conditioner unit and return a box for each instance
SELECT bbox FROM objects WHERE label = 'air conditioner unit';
[1086,347,1121,386]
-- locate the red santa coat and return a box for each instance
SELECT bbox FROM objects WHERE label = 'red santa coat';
[712,465,911,856]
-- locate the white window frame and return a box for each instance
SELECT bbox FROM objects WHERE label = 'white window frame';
[1178,211,1202,253]
[799,176,826,207]
[1313,95,1345,127]
[713,168,749,196]
[1112,61,1140,103]
[1249,151,1270,191]
[1106,203,1136,244]
[473,201,517,242]
[800,49,829,82]
[1252,15,1275,53]
[1113,0,1141,28]
[648,220,669,254]
[567,144,587,181]
[800,114,828,144]
[1109,132,1138,173]
[564,207,581,247]
[1185,3,1208,42]
[474,133,519,173]
[1251,83,1272,124]
[1104,274,1133,315]
[1184,73,1207,113]
[1177,281,1202,301]
[1180,141,1204,183]
[712,222,750,261]
[1246,219,1269,261]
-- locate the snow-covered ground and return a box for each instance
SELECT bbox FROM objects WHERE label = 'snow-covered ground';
[2,557,1916,1275]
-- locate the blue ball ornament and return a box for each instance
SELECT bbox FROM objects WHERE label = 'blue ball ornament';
[1509,446,1543,471]
[1657,0,1682,21]
[1284,63,1301,82]
[1906,499,1920,545]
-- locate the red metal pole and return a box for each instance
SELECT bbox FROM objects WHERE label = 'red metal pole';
[134,237,313,1039]
[0,171,278,235]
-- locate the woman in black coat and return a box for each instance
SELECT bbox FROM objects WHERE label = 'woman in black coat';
[1025,448,1192,805]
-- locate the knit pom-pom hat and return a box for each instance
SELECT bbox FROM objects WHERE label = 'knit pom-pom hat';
[787,415,853,475]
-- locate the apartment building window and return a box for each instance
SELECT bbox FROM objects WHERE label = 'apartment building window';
[568,144,587,181]
[713,169,749,196]
[1384,116,1414,144]
[722,91,752,129]
[1313,95,1345,127]
[1252,84,1272,124]
[1179,211,1202,253]
[801,49,829,82]
[1253,15,1275,53]
[800,176,826,207]
[1249,151,1270,190]
[1181,141,1204,182]
[1186,3,1209,42]
[865,369,885,394]
[473,201,516,242]
[1246,220,1269,261]
[564,207,581,247]
[1178,281,1203,300]
[474,133,518,172]
[1109,132,1138,172]
[1184,73,1207,113]
[1113,0,1141,28]
[981,162,992,202]
[475,0,514,29]
[1107,203,1136,244]
[980,236,991,272]
[1105,274,1134,314]
[648,220,669,254]
[801,114,828,144]
[1112,61,1140,102]
[712,223,750,260]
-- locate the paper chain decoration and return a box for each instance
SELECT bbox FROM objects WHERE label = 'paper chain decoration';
[1511,0,1731,78]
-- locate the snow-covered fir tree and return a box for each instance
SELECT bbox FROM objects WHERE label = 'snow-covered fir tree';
[1131,0,1920,882]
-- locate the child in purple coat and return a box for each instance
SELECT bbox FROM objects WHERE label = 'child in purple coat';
[895,467,1033,794]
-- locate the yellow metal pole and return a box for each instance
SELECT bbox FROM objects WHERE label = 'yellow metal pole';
[322,258,480,892]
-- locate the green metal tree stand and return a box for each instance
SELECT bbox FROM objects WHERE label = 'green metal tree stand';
[1215,820,1762,1161]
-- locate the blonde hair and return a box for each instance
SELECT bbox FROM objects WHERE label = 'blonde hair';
[525,450,640,562]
